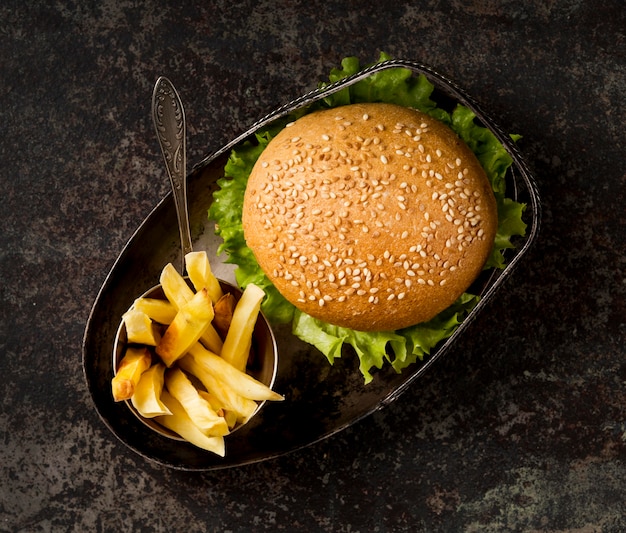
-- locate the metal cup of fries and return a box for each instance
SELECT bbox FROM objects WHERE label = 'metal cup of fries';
[111,251,282,457]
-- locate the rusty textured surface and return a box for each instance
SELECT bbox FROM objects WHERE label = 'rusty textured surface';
[2,1,625,531]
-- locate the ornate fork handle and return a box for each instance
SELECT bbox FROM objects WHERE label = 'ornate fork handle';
[152,76,192,269]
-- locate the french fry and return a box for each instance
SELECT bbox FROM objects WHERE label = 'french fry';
[156,391,225,456]
[160,263,223,354]
[185,251,223,304]
[198,391,238,429]
[178,354,258,423]
[112,346,152,402]
[156,288,214,367]
[198,324,224,356]
[160,263,194,310]
[212,293,235,339]
[131,363,171,417]
[220,283,265,371]
[123,309,161,346]
[165,368,229,436]
[188,343,283,402]
[132,297,176,325]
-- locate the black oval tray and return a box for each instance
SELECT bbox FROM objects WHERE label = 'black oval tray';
[83,60,540,470]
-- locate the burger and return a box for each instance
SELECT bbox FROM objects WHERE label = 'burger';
[242,102,497,332]
[209,54,526,382]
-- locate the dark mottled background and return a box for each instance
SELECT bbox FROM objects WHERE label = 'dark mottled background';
[2,0,625,531]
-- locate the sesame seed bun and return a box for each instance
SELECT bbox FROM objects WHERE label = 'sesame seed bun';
[242,103,497,331]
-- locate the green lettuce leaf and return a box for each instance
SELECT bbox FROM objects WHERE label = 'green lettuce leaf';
[292,293,480,384]
[209,54,528,382]
[394,292,480,372]
[486,194,528,269]
[449,105,527,268]
[292,310,407,384]
[208,132,295,324]
[322,52,440,115]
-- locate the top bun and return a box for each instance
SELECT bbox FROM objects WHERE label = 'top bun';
[242,103,497,331]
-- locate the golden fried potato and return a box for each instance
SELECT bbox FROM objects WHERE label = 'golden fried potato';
[165,367,229,436]
[185,251,224,304]
[132,297,176,325]
[220,283,265,371]
[160,263,194,310]
[178,354,258,424]
[160,263,223,354]
[130,363,171,417]
[112,346,152,402]
[197,323,224,356]
[198,390,238,429]
[156,391,225,456]
[188,343,283,402]
[212,293,235,339]
[156,288,214,367]
[123,309,161,346]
